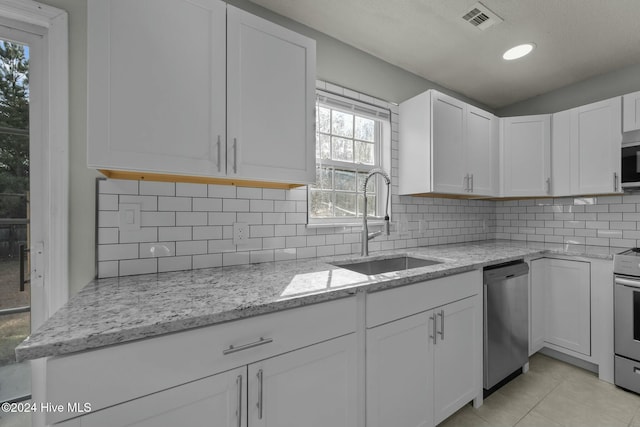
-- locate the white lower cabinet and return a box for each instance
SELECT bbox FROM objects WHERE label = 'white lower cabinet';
[365,271,483,427]
[55,367,247,427]
[248,334,357,427]
[530,258,591,356]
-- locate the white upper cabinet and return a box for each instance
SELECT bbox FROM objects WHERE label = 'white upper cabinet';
[552,97,622,196]
[87,0,227,178]
[88,0,316,187]
[501,115,551,197]
[623,90,640,132]
[399,90,498,197]
[467,105,498,196]
[227,6,316,185]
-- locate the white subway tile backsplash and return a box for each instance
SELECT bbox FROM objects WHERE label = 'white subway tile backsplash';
[237,187,262,199]
[223,252,250,266]
[193,198,222,212]
[263,189,286,200]
[98,211,119,228]
[176,240,208,256]
[139,242,175,258]
[176,182,208,197]
[140,181,175,196]
[250,250,274,264]
[176,212,208,226]
[208,239,235,253]
[158,256,192,273]
[158,196,191,211]
[98,244,138,261]
[250,200,274,212]
[99,179,138,195]
[158,227,192,241]
[237,212,262,224]
[209,212,236,226]
[250,225,274,238]
[119,227,158,243]
[274,200,296,212]
[263,236,286,249]
[98,261,118,278]
[99,194,119,211]
[120,195,158,211]
[193,253,222,269]
[141,212,175,227]
[209,184,236,198]
[192,226,223,240]
[223,199,250,212]
[98,228,119,245]
[119,259,157,276]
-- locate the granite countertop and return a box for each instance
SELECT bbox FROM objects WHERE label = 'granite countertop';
[15,240,621,362]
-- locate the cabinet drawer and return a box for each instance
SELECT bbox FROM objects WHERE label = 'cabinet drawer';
[46,297,356,424]
[366,270,481,328]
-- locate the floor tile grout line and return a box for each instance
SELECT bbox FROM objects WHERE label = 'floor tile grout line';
[511,378,565,427]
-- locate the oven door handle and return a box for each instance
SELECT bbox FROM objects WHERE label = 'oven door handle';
[615,277,640,289]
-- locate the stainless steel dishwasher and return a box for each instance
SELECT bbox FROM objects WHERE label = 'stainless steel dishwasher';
[483,260,529,392]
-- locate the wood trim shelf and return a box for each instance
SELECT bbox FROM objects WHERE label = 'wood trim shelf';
[98,169,306,190]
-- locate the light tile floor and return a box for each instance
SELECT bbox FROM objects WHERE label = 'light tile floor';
[440,353,640,427]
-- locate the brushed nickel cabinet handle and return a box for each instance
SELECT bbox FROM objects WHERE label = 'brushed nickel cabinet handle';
[438,309,445,340]
[546,177,551,195]
[233,137,238,174]
[470,174,474,193]
[614,172,619,192]
[216,135,221,172]
[236,375,242,427]
[223,337,273,355]
[430,314,437,344]
[257,369,264,420]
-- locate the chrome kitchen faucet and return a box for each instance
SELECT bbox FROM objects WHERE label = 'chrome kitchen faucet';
[361,168,391,257]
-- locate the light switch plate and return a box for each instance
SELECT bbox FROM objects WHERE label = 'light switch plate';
[119,203,141,231]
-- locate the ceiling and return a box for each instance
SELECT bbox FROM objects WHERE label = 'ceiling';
[249,0,640,109]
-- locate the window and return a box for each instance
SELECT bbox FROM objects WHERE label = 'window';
[309,90,391,225]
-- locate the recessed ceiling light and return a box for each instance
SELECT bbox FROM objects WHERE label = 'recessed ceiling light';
[502,43,536,60]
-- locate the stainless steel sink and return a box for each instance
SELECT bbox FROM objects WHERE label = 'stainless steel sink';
[333,255,442,275]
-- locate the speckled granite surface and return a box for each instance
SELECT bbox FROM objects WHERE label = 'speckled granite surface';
[15,240,621,361]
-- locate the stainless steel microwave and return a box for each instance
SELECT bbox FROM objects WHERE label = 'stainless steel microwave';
[622,142,640,188]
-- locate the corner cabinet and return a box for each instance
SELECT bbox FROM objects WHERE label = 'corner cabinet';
[399,90,498,197]
[552,97,622,196]
[87,0,316,188]
[501,114,551,197]
[365,270,483,427]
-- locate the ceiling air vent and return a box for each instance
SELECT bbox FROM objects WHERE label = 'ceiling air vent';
[462,2,503,31]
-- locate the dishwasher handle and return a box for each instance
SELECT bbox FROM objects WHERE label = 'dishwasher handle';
[483,262,529,284]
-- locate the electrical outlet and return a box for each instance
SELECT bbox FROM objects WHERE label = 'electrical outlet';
[233,222,249,245]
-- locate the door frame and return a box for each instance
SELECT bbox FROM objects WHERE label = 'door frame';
[0,0,69,324]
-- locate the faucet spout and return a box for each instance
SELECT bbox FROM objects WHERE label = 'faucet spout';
[362,169,391,257]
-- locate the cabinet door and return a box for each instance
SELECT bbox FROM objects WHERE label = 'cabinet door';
[248,334,357,427]
[502,115,551,197]
[432,92,467,194]
[366,312,434,427]
[543,258,591,355]
[466,106,497,196]
[227,6,316,185]
[623,91,640,132]
[570,97,622,194]
[87,0,226,177]
[433,296,481,425]
[58,367,247,427]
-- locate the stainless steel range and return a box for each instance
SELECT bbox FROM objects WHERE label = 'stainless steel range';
[614,248,640,393]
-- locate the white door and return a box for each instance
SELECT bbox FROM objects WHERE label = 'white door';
[366,312,434,427]
[248,334,357,427]
[87,0,227,177]
[570,97,622,194]
[226,5,315,185]
[543,258,591,355]
[502,115,551,197]
[56,367,247,427]
[433,296,480,425]
[466,106,497,196]
[623,90,640,132]
[432,92,467,194]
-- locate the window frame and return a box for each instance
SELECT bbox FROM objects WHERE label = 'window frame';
[308,90,391,227]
